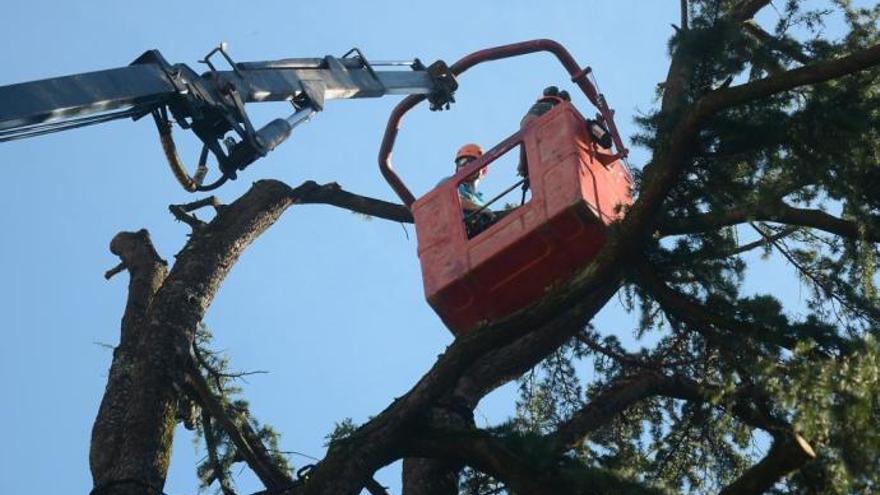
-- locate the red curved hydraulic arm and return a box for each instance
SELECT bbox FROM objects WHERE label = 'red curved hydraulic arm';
[379,39,629,207]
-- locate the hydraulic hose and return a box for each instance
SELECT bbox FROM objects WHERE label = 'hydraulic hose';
[153,110,208,192]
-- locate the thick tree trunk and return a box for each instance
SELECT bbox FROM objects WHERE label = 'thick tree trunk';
[402,458,459,495]
[90,231,175,494]
[402,398,474,495]
[90,181,304,494]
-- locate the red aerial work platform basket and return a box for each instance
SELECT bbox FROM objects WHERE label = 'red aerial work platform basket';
[378,39,633,335]
[412,102,632,334]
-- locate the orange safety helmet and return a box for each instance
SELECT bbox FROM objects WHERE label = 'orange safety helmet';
[455,143,487,179]
[455,143,483,162]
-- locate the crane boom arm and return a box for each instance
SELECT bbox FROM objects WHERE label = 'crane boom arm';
[0,45,457,191]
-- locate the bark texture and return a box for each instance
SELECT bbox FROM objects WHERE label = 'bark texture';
[90,181,308,493]
[90,230,171,495]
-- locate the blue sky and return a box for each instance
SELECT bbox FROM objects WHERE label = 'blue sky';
[0,1,841,494]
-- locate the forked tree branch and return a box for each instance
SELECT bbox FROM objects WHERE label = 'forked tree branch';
[91,180,361,495]
[660,0,770,112]
[547,370,788,458]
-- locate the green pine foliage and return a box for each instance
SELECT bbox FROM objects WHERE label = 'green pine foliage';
[475,2,880,494]
[187,324,292,494]
[765,337,880,493]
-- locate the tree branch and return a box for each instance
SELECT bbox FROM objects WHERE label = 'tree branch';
[712,226,801,259]
[743,20,812,64]
[91,180,322,495]
[660,0,770,111]
[403,428,665,495]
[104,261,126,280]
[659,200,880,242]
[106,229,168,342]
[364,478,391,495]
[548,372,663,452]
[548,370,790,459]
[751,223,880,324]
[202,409,238,495]
[295,181,413,223]
[719,432,816,495]
[169,196,223,230]
[702,42,880,113]
[728,0,772,23]
[650,374,785,433]
[184,365,294,490]
[680,0,689,31]
[575,332,665,369]
[91,230,170,494]
[635,258,802,352]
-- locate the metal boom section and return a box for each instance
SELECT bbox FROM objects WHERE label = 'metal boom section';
[0,44,457,191]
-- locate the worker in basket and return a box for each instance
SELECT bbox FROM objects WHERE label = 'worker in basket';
[438,143,499,238]
[518,86,613,178]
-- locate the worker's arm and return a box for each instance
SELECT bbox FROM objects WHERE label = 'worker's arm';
[458,183,493,215]
[460,197,485,211]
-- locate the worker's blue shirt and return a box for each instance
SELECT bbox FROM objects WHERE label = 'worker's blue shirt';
[438,176,486,209]
[458,181,486,209]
